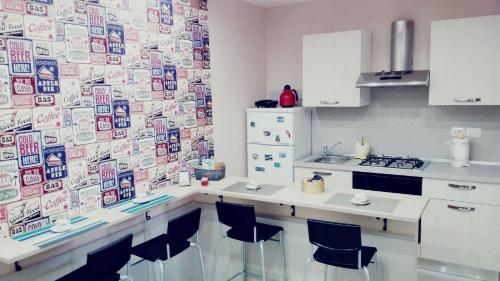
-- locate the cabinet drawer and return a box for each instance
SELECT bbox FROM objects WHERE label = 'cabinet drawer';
[420,199,500,271]
[423,178,500,205]
[294,167,352,190]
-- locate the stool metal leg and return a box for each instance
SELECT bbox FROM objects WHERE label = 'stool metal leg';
[195,244,207,281]
[212,236,222,281]
[374,253,379,281]
[242,242,247,281]
[279,231,286,281]
[302,256,313,281]
[157,260,165,281]
[363,266,370,281]
[324,264,327,281]
[259,241,266,281]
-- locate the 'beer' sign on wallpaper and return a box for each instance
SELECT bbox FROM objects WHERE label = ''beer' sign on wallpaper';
[0,0,213,239]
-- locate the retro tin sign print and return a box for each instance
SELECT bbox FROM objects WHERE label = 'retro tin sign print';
[24,14,56,41]
[35,58,60,93]
[113,100,130,129]
[107,24,125,55]
[99,160,117,190]
[43,145,67,181]
[16,131,42,168]
[65,24,90,63]
[0,160,21,205]
[0,65,11,108]
[118,170,134,200]
[72,107,97,145]
[93,85,112,115]
[7,38,34,75]
[87,4,106,37]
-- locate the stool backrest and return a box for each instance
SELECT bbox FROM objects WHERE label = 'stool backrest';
[215,201,256,229]
[307,219,362,251]
[86,233,133,277]
[166,208,202,243]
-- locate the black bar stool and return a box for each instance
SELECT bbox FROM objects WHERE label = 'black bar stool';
[56,234,134,281]
[303,219,378,281]
[130,208,206,281]
[212,201,286,281]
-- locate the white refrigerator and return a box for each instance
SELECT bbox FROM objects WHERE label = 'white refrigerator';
[247,108,311,184]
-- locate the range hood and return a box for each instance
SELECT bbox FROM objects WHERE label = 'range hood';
[356,20,430,88]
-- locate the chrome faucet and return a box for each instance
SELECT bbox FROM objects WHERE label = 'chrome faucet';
[323,142,342,156]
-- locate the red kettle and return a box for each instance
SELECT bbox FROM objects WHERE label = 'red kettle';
[279,85,298,107]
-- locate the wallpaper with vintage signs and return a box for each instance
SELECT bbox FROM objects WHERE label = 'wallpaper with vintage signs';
[0,0,213,238]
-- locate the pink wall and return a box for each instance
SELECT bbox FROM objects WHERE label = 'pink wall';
[265,0,500,92]
[209,0,267,176]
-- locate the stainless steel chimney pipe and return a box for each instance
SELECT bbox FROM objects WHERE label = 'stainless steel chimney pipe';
[390,20,414,72]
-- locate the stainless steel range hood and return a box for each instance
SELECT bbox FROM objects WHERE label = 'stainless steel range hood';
[356,20,430,88]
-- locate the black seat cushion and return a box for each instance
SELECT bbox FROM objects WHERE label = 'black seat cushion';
[56,265,121,281]
[313,246,377,269]
[227,222,283,243]
[131,234,190,262]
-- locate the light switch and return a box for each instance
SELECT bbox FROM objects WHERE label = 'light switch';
[466,128,481,138]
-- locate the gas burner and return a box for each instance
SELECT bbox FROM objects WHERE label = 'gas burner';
[359,155,429,171]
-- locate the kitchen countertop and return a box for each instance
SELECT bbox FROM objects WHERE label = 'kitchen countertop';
[294,155,500,185]
[0,176,427,265]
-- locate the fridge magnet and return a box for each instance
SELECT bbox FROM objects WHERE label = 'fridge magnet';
[0,160,21,204]
[24,15,56,41]
[40,189,69,217]
[19,166,44,187]
[113,100,130,129]
[118,170,135,201]
[78,185,101,214]
[87,4,106,36]
[32,106,63,130]
[93,85,112,115]
[7,38,34,75]
[99,160,117,191]
[64,24,90,63]
[107,24,125,55]
[101,188,119,207]
[0,65,11,108]
[43,145,67,181]
[0,13,24,36]
[16,131,42,168]
[72,107,97,145]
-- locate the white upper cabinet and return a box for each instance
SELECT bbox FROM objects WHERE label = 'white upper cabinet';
[302,30,371,107]
[429,15,500,105]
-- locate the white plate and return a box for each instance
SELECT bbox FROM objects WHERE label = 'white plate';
[350,198,371,206]
[51,224,73,233]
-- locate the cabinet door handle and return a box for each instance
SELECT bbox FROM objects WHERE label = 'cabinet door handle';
[313,171,332,176]
[320,100,339,105]
[448,204,476,212]
[448,183,477,190]
[453,98,481,103]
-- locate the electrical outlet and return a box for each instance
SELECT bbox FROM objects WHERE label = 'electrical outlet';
[466,128,481,138]
[451,127,465,137]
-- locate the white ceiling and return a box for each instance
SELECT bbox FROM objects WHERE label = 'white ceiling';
[240,0,312,8]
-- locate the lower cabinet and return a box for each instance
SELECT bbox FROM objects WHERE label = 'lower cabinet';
[420,199,500,272]
[294,167,352,190]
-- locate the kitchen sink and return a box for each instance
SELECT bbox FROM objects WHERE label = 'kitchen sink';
[307,155,352,164]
